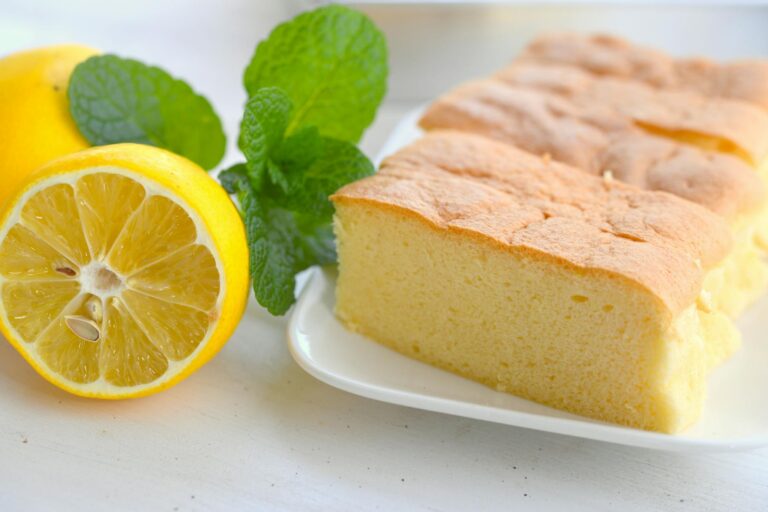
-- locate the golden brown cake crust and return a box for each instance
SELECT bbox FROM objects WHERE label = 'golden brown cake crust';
[333,131,733,316]
[596,132,765,221]
[494,63,768,164]
[419,77,767,220]
[521,33,768,110]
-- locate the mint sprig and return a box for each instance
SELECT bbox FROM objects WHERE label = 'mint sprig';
[68,55,226,170]
[229,4,387,315]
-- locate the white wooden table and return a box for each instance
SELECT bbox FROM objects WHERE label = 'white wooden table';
[1,1,767,510]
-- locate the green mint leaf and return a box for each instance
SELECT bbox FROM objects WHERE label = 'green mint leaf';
[266,159,290,194]
[229,175,328,315]
[243,4,388,143]
[261,125,323,194]
[295,215,336,266]
[228,175,337,315]
[250,203,303,316]
[274,136,374,220]
[229,176,296,315]
[272,126,323,174]
[240,87,292,188]
[218,163,249,194]
[68,55,226,170]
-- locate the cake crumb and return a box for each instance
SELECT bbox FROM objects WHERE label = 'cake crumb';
[697,290,714,312]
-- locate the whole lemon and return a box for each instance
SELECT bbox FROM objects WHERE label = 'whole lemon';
[0,44,98,208]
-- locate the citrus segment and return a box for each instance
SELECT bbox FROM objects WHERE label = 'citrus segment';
[75,173,146,259]
[127,244,220,311]
[0,224,78,279]
[122,290,209,361]
[1,280,80,341]
[20,183,91,265]
[36,295,101,384]
[107,195,197,275]
[101,297,169,387]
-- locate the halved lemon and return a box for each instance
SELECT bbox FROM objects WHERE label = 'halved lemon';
[0,143,249,398]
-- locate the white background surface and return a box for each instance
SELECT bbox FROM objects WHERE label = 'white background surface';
[1,1,768,510]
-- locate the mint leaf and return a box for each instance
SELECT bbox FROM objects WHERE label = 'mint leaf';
[272,126,323,175]
[218,163,249,194]
[228,175,334,315]
[240,87,292,187]
[248,201,303,316]
[273,136,374,220]
[228,174,294,315]
[237,95,374,219]
[266,159,290,194]
[296,215,336,266]
[68,55,226,170]
[243,4,387,143]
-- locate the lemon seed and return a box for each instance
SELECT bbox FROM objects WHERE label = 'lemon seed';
[64,315,100,342]
[85,296,103,323]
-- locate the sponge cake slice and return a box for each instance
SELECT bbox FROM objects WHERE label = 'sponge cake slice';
[332,131,738,433]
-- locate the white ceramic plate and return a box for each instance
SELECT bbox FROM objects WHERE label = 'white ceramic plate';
[287,109,768,452]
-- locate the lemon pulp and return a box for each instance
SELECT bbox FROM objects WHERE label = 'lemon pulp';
[0,169,223,391]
